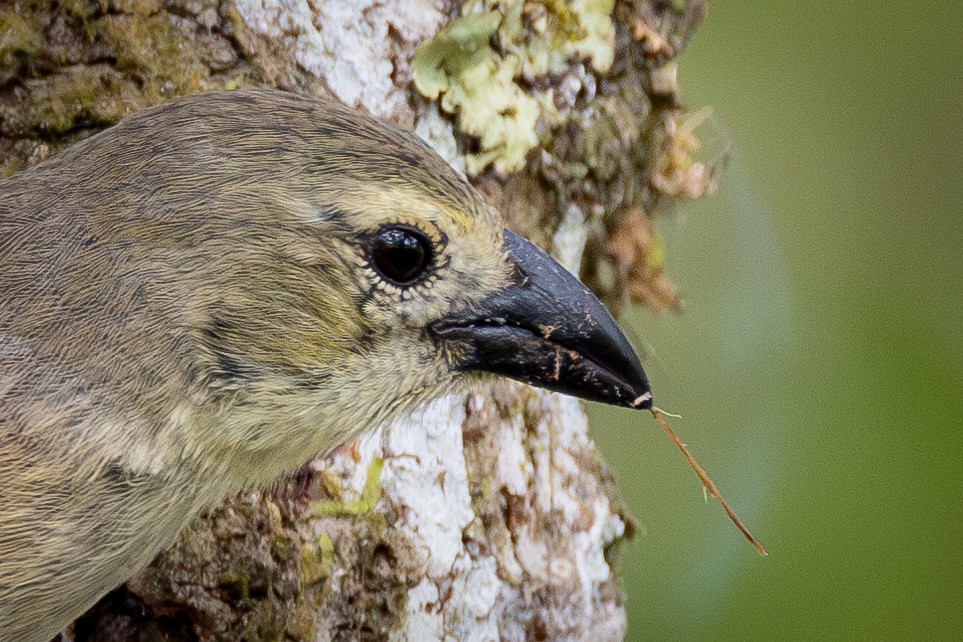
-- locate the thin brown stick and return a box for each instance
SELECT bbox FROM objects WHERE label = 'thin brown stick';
[650,410,767,556]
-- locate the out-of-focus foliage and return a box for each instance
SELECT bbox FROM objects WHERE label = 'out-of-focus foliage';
[592,1,963,640]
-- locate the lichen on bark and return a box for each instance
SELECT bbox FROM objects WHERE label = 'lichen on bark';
[2,1,715,640]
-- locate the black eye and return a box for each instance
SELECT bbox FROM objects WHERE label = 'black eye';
[369,226,433,285]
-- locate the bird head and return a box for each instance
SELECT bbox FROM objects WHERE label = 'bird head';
[19,89,651,479]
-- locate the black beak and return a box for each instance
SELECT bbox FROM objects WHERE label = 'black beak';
[430,229,652,410]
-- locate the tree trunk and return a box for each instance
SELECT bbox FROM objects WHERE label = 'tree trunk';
[0,1,712,639]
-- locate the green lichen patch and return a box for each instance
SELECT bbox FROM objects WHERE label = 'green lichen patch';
[0,0,283,172]
[412,11,502,100]
[0,11,45,84]
[298,535,334,586]
[9,67,148,136]
[413,0,617,176]
[310,456,384,517]
[501,0,616,78]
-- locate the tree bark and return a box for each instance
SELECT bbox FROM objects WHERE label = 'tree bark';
[0,1,712,639]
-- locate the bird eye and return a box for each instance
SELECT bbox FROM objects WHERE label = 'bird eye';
[368,225,433,285]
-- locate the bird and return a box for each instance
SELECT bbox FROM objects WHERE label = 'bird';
[0,88,652,641]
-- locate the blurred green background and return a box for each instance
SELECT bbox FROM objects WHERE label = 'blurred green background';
[590,1,963,640]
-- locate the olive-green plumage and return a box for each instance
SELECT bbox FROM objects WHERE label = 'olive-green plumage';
[0,90,508,640]
[0,89,650,641]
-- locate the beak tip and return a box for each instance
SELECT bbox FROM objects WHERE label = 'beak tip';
[630,390,654,410]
